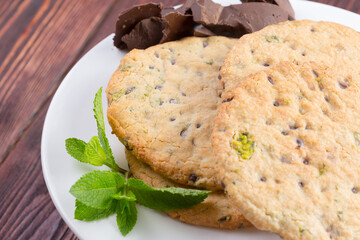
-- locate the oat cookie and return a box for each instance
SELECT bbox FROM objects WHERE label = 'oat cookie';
[125,150,250,229]
[220,20,360,99]
[212,62,360,239]
[107,37,236,190]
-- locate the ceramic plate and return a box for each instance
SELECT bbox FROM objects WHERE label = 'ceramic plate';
[41,1,360,239]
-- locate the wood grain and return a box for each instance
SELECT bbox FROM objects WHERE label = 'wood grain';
[0,0,116,163]
[0,0,358,239]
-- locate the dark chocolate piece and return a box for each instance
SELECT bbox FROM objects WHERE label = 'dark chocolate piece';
[241,0,295,20]
[121,17,163,50]
[177,0,197,14]
[230,3,289,32]
[160,11,195,43]
[114,3,162,49]
[194,26,216,37]
[191,0,252,38]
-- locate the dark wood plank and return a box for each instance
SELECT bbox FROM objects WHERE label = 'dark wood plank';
[0,0,117,163]
[0,99,76,240]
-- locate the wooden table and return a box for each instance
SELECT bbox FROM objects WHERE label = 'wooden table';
[0,0,359,239]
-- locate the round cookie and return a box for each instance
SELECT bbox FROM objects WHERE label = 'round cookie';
[125,150,250,229]
[212,61,360,239]
[107,37,236,190]
[220,20,360,98]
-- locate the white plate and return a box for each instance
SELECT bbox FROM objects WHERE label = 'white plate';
[41,1,360,239]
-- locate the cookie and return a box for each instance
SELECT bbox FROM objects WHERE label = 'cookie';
[107,36,236,190]
[212,61,360,239]
[125,150,250,229]
[220,20,360,99]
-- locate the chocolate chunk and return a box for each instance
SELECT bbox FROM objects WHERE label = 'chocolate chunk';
[191,0,252,37]
[177,0,197,14]
[160,11,195,43]
[114,3,162,49]
[194,27,216,37]
[230,3,289,32]
[189,173,198,182]
[241,0,295,20]
[121,17,163,50]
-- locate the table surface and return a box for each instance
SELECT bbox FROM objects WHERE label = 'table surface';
[0,0,359,239]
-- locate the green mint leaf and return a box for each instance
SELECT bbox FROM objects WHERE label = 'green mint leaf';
[116,199,137,236]
[93,88,116,170]
[128,178,211,211]
[70,170,125,209]
[84,136,106,166]
[65,138,87,163]
[74,199,116,221]
[112,190,136,202]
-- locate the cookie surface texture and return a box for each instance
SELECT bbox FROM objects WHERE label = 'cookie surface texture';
[107,36,236,190]
[125,150,250,229]
[220,20,360,98]
[212,61,360,239]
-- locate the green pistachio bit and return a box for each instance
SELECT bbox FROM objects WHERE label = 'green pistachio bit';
[266,35,280,43]
[337,211,343,221]
[110,90,126,103]
[206,59,214,65]
[232,133,254,160]
[354,132,360,146]
[299,227,305,233]
[319,163,326,176]
[119,63,132,71]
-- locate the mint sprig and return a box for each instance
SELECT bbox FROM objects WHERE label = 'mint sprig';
[67,88,211,236]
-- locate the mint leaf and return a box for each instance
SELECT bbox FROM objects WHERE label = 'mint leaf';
[128,178,211,211]
[112,190,136,202]
[116,199,137,236]
[65,138,87,163]
[70,170,125,209]
[84,136,106,166]
[93,88,117,170]
[74,199,116,221]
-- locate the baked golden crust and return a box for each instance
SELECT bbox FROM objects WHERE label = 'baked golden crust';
[107,37,236,190]
[125,150,251,229]
[212,61,360,239]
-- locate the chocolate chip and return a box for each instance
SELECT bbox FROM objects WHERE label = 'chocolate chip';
[154,52,159,58]
[296,138,303,149]
[219,66,222,71]
[171,59,176,65]
[169,98,179,104]
[149,65,154,69]
[281,131,288,136]
[266,120,272,125]
[222,97,234,103]
[267,76,274,84]
[170,118,176,121]
[311,28,316,32]
[203,41,209,48]
[312,70,318,78]
[189,173,198,182]
[181,92,186,96]
[263,63,270,67]
[218,75,222,80]
[180,129,187,137]
[302,52,306,56]
[155,85,163,90]
[260,177,267,182]
[273,101,279,107]
[338,81,348,89]
[218,216,231,222]
[352,187,358,194]
[324,96,330,102]
[289,124,298,130]
[298,182,305,188]
[159,100,164,105]
[221,182,226,190]
[125,86,136,95]
[196,123,201,128]
[303,158,309,165]
[222,82,225,89]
